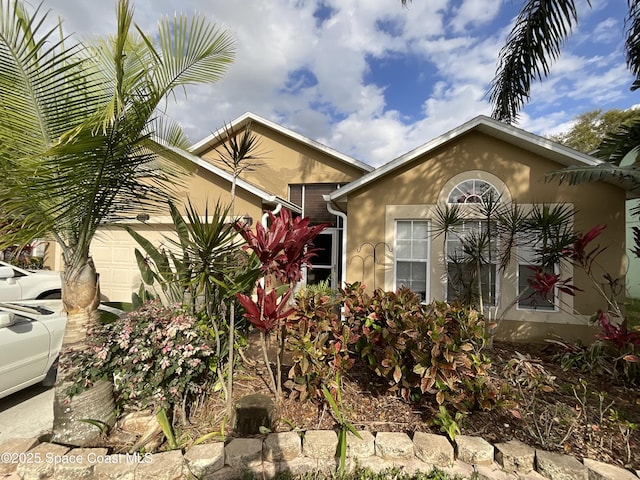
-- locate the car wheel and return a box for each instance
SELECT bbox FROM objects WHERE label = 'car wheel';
[42,358,58,387]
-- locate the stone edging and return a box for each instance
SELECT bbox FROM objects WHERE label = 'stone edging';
[0,430,638,480]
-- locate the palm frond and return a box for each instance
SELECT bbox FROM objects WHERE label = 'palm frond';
[594,118,640,165]
[140,11,235,101]
[215,121,264,174]
[489,0,580,123]
[546,163,640,193]
[0,0,235,275]
[626,0,640,90]
[0,0,105,155]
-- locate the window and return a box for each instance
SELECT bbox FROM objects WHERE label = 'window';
[395,220,429,301]
[446,220,497,306]
[288,184,342,227]
[448,179,500,204]
[517,239,555,311]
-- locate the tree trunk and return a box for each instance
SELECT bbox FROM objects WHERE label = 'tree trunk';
[61,259,101,345]
[52,258,116,445]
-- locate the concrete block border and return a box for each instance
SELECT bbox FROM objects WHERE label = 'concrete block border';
[0,430,637,479]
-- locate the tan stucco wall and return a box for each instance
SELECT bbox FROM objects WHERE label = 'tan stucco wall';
[345,131,626,339]
[199,123,367,198]
[171,164,266,222]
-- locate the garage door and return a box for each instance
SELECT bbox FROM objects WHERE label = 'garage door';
[91,224,177,303]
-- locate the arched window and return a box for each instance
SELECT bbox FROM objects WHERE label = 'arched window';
[447,179,500,204]
[445,179,500,306]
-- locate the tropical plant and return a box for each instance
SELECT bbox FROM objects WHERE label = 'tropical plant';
[211,121,264,215]
[350,287,498,413]
[235,208,328,403]
[286,289,359,402]
[486,0,640,194]
[128,198,260,420]
[488,2,640,123]
[208,120,265,418]
[0,0,235,443]
[69,302,214,419]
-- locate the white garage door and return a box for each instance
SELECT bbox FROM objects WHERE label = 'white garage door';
[91,224,176,303]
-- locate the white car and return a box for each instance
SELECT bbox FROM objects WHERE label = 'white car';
[0,261,62,301]
[0,300,66,399]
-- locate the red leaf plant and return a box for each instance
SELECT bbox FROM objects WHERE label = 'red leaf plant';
[236,286,294,333]
[236,208,329,284]
[235,208,328,401]
[526,267,581,302]
[594,309,640,351]
[566,224,607,271]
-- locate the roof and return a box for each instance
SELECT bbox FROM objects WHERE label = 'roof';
[328,115,616,202]
[152,140,301,213]
[190,112,374,174]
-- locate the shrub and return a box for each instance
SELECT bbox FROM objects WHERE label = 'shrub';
[354,290,499,412]
[287,283,500,413]
[549,310,640,387]
[69,301,214,414]
[286,288,360,401]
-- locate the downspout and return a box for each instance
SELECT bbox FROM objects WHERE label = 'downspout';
[262,202,282,227]
[325,197,347,288]
[259,202,283,289]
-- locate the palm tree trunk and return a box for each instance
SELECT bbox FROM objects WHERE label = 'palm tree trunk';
[52,258,116,446]
[61,259,101,345]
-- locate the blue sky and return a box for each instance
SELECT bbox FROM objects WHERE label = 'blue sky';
[43,0,635,166]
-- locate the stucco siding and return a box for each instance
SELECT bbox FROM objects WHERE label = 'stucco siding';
[343,131,627,339]
[199,124,366,199]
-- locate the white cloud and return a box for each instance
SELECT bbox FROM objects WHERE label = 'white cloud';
[449,0,502,33]
[33,0,638,169]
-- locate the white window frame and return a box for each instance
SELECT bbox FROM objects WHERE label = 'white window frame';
[516,236,559,312]
[394,220,430,302]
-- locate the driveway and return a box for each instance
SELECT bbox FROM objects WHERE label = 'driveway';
[0,385,54,443]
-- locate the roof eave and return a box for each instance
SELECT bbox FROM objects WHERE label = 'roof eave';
[329,115,612,203]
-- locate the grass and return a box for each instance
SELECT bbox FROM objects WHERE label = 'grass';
[262,467,475,480]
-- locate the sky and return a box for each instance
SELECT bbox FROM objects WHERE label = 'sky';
[41,0,636,167]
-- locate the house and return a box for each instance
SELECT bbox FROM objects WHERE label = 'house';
[328,115,629,342]
[65,113,631,342]
[65,113,371,301]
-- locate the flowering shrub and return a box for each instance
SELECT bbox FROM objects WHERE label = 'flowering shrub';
[69,301,214,411]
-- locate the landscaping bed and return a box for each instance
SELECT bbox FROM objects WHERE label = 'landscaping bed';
[184,338,639,472]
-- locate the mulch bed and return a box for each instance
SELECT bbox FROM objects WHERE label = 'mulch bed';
[186,339,639,470]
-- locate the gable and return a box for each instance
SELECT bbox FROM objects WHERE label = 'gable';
[193,113,372,200]
[344,130,620,207]
[329,115,632,204]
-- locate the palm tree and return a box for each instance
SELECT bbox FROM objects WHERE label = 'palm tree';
[488,0,640,187]
[400,0,640,185]
[0,0,235,443]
